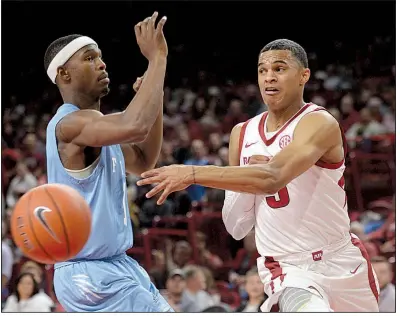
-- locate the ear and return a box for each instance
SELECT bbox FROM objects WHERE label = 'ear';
[57,67,71,82]
[299,68,311,86]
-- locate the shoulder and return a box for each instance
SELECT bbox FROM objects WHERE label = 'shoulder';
[298,109,340,133]
[6,295,17,303]
[34,292,54,305]
[61,109,104,125]
[56,109,104,143]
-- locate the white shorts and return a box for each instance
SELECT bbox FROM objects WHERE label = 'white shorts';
[257,234,379,312]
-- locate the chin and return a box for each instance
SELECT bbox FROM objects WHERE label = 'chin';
[99,87,110,98]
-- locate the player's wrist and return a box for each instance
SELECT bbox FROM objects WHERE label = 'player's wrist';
[183,165,196,186]
[148,54,167,66]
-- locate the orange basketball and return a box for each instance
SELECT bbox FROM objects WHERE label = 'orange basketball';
[10,183,92,264]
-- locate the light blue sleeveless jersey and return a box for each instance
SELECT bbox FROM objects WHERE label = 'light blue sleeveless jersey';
[46,104,133,266]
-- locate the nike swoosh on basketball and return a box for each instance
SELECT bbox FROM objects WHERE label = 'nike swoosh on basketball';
[33,206,61,243]
[350,263,362,274]
[245,141,258,148]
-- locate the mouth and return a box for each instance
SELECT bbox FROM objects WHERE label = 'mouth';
[264,87,280,95]
[98,72,110,84]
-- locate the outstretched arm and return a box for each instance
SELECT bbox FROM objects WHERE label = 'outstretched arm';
[138,111,343,205]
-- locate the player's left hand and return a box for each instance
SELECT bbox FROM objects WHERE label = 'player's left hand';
[137,165,193,205]
[248,155,271,165]
[133,72,147,92]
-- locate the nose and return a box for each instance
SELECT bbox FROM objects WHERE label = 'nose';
[98,58,106,70]
[264,69,277,84]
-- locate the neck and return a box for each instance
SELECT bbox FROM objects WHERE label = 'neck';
[267,99,305,131]
[61,90,101,111]
[186,285,199,294]
[248,296,263,305]
[169,292,182,302]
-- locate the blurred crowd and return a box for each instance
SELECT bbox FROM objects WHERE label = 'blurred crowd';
[1,35,395,312]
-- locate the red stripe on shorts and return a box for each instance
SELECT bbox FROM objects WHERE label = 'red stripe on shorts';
[351,237,379,302]
[264,256,286,294]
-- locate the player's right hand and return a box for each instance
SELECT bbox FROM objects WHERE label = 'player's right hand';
[134,12,168,61]
[248,155,271,165]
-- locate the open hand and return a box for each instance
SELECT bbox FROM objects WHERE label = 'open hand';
[134,11,168,61]
[137,165,194,205]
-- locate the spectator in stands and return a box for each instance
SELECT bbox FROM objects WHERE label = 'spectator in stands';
[346,107,387,149]
[1,220,13,303]
[181,265,214,312]
[202,305,229,312]
[20,261,44,290]
[236,268,266,312]
[229,229,258,287]
[21,133,45,172]
[139,191,175,228]
[6,162,37,208]
[158,142,177,167]
[166,240,193,272]
[340,94,360,132]
[371,256,395,312]
[196,232,223,271]
[327,107,341,122]
[2,272,53,312]
[208,133,224,165]
[222,98,248,134]
[161,269,186,312]
[173,127,191,164]
[184,139,209,202]
[217,147,229,166]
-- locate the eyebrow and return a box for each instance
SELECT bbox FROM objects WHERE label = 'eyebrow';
[258,60,288,67]
[83,48,102,56]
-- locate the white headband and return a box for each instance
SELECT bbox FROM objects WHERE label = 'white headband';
[47,36,97,84]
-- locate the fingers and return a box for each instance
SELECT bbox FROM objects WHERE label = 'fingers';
[156,16,167,34]
[149,11,158,30]
[137,175,160,186]
[140,16,151,34]
[145,182,166,199]
[134,22,142,39]
[157,186,172,205]
[140,168,162,179]
[133,77,143,92]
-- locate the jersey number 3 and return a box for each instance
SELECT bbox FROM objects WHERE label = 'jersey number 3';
[266,186,290,208]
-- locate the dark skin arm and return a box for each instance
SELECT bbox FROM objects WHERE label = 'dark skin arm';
[57,13,167,174]
[121,73,163,175]
[137,111,343,205]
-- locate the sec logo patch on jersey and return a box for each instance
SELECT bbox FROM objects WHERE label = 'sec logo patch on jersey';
[279,135,292,149]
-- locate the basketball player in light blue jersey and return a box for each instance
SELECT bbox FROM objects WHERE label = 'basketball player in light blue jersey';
[44,12,173,312]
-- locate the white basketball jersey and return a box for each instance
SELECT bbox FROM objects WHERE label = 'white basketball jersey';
[239,103,350,258]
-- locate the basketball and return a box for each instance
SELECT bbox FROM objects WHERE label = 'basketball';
[10,183,92,264]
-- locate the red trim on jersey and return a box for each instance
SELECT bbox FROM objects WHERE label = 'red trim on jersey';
[351,237,379,303]
[309,107,348,170]
[238,119,251,163]
[258,103,312,146]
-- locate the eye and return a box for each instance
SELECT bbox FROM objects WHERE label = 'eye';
[85,56,94,62]
[276,67,285,72]
[258,68,265,74]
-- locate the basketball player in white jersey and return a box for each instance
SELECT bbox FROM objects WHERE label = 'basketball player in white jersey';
[138,39,380,312]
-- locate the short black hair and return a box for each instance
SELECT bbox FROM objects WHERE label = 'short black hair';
[260,39,308,68]
[44,34,83,71]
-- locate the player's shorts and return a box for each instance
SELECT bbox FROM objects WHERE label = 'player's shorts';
[257,233,379,312]
[53,253,173,312]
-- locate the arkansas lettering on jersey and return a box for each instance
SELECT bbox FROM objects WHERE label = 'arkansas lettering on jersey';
[239,103,350,258]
